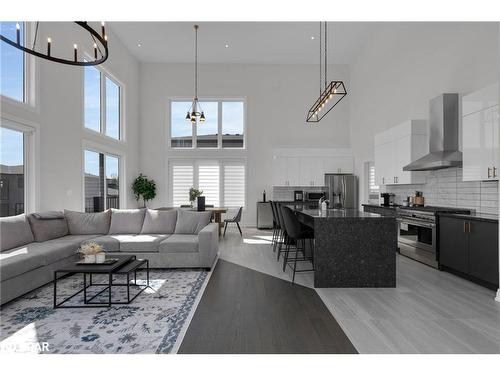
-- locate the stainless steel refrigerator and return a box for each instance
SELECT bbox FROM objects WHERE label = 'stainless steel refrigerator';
[324,174,358,209]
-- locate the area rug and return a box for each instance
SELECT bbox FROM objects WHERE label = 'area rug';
[0,269,208,354]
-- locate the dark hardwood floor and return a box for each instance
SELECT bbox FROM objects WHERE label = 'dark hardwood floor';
[179,260,357,354]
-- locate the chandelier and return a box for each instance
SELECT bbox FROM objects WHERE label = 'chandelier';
[0,21,108,66]
[306,22,347,123]
[185,24,205,125]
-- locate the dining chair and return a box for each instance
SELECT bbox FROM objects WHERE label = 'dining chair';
[223,207,243,237]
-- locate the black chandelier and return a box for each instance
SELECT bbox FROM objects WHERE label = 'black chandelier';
[306,22,347,123]
[0,21,108,67]
[185,24,206,125]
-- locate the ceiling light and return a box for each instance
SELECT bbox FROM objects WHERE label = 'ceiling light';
[186,25,205,126]
[138,42,142,47]
[306,22,347,123]
[310,36,315,40]
[0,21,108,66]
[225,43,229,48]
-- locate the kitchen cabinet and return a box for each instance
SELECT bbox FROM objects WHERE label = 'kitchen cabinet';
[272,148,354,187]
[439,215,499,289]
[374,120,428,185]
[362,205,398,217]
[462,104,499,182]
[272,156,300,186]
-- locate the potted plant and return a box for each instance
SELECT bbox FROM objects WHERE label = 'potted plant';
[78,242,105,263]
[132,173,156,208]
[189,187,203,208]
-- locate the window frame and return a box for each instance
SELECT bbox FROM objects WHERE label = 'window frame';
[0,115,39,215]
[0,22,39,111]
[82,62,125,143]
[168,98,246,150]
[168,158,247,209]
[82,140,125,212]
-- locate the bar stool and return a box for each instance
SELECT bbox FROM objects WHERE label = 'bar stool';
[269,201,279,252]
[275,203,288,261]
[280,205,315,283]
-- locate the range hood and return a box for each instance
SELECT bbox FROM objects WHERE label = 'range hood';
[403,93,462,171]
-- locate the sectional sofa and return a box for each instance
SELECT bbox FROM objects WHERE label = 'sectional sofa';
[0,208,218,305]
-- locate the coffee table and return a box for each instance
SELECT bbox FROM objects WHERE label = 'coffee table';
[53,255,149,308]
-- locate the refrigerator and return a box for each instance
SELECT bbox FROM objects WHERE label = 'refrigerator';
[324,174,358,209]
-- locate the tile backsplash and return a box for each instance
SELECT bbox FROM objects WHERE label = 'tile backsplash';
[383,168,498,215]
[272,186,327,201]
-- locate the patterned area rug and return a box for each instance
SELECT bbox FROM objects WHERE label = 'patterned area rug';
[0,269,208,354]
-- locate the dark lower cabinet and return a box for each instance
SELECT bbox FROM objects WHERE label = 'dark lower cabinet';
[362,205,397,217]
[439,216,499,289]
[439,217,469,274]
[468,220,499,286]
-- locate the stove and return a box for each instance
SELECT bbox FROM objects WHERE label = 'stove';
[396,206,471,268]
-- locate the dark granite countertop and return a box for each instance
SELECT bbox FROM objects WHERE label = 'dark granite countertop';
[437,212,499,223]
[362,203,401,210]
[292,207,385,219]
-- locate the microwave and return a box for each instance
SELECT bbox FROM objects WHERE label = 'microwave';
[306,192,326,201]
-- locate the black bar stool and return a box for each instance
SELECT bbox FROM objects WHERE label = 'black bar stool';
[280,205,315,283]
[275,202,288,261]
[269,201,279,252]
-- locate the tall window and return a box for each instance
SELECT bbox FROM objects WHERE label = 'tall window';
[84,66,121,140]
[170,160,246,208]
[84,149,120,212]
[170,100,245,148]
[0,22,25,102]
[0,127,24,217]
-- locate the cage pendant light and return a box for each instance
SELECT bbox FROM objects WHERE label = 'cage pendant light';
[306,22,347,123]
[186,25,205,125]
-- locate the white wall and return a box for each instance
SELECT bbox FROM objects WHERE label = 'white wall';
[0,22,140,212]
[348,22,500,205]
[139,63,350,225]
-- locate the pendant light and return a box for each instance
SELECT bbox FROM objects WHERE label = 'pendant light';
[186,24,205,125]
[306,22,347,123]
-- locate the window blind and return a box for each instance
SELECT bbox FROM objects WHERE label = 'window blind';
[369,165,379,192]
[223,163,245,208]
[172,164,194,206]
[198,163,220,206]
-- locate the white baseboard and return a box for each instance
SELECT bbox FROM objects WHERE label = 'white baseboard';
[496,289,500,303]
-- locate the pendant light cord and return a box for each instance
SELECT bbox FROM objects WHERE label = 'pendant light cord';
[319,22,322,94]
[324,21,327,89]
[194,25,198,99]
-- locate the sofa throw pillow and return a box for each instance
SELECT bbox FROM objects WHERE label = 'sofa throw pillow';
[141,209,178,234]
[27,212,68,242]
[64,209,111,235]
[0,214,35,252]
[174,210,212,235]
[108,208,146,235]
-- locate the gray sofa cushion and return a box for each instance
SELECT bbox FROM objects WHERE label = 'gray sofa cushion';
[27,212,68,242]
[159,234,199,253]
[0,241,77,281]
[174,210,212,235]
[64,209,111,235]
[108,209,146,235]
[141,209,178,234]
[92,234,169,252]
[91,236,121,252]
[0,214,34,252]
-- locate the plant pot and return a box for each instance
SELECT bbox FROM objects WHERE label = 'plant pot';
[95,252,106,263]
[83,254,96,263]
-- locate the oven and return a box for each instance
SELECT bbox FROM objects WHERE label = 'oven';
[396,209,438,268]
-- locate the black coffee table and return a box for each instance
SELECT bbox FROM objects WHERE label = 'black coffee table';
[53,255,150,308]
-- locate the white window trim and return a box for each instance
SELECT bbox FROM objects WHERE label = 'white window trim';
[167,157,247,209]
[0,114,40,214]
[168,97,247,150]
[82,59,126,144]
[0,22,40,113]
[81,140,125,212]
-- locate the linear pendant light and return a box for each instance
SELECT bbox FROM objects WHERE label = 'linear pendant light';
[185,24,206,125]
[306,22,347,123]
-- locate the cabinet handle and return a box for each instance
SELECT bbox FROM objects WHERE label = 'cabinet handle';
[488,167,492,178]
[463,222,467,233]
[467,222,471,233]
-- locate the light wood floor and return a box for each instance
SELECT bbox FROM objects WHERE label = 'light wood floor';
[218,226,500,354]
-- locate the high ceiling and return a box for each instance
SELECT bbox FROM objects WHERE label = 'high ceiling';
[108,22,378,65]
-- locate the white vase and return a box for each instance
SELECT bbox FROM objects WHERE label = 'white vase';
[83,254,96,263]
[95,252,106,263]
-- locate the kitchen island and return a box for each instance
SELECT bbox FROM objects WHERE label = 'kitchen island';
[294,208,397,288]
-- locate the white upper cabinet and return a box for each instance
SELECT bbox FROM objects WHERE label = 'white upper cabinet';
[462,83,499,117]
[374,120,428,185]
[462,84,499,181]
[272,148,354,187]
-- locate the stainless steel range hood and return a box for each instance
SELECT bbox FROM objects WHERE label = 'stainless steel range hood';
[403,93,462,171]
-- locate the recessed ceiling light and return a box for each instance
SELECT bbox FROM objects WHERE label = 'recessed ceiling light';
[137,42,142,47]
[310,36,315,40]
[225,43,229,48]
